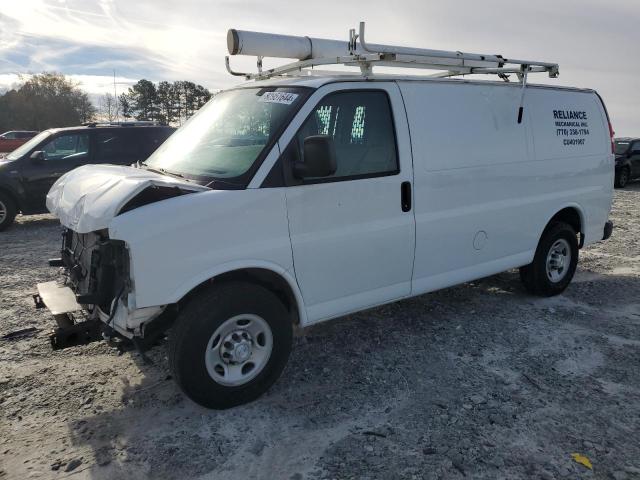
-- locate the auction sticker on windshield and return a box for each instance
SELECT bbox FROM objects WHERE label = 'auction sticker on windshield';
[259,92,299,105]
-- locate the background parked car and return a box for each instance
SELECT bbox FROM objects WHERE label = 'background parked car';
[0,131,39,153]
[0,122,175,231]
[614,137,640,188]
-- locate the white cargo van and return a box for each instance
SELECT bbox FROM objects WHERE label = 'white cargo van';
[38,24,614,408]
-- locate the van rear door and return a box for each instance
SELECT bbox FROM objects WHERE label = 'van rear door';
[282,83,415,323]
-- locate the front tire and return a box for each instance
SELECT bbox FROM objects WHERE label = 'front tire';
[0,191,16,232]
[615,167,629,188]
[169,281,293,409]
[519,221,579,297]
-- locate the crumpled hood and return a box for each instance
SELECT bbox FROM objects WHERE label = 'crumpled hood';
[47,164,208,233]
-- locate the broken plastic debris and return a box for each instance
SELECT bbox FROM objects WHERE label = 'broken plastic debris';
[1,327,39,340]
[571,453,593,470]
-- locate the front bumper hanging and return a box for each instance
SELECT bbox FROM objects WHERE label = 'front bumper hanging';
[34,281,104,350]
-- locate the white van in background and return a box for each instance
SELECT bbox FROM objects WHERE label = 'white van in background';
[37,25,614,408]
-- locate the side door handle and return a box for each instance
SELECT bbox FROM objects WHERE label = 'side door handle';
[401,181,412,212]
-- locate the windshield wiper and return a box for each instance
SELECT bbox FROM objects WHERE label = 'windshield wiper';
[204,178,243,189]
[139,163,241,189]
[140,163,191,182]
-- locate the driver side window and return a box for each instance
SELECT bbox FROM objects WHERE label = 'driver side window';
[41,133,89,161]
[294,90,399,181]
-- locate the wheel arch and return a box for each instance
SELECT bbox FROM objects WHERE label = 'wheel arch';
[618,160,632,171]
[619,163,631,176]
[542,205,585,248]
[172,262,307,327]
[0,184,22,213]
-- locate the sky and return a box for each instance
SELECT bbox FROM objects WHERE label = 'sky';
[0,0,638,135]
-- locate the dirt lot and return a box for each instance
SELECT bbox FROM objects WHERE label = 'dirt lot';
[1,185,639,480]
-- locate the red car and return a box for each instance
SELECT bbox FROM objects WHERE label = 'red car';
[0,131,39,153]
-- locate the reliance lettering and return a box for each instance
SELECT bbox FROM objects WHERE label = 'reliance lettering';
[553,110,588,120]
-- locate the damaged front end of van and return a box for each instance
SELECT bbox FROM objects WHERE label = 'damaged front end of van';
[33,85,310,355]
[34,164,207,349]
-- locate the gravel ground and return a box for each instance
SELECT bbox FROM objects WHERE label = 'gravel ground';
[1,185,639,480]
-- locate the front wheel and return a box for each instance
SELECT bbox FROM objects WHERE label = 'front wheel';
[0,191,16,232]
[519,221,579,297]
[168,281,293,409]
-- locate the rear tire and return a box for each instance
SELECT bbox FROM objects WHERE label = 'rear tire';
[0,191,16,232]
[519,221,578,297]
[615,167,629,188]
[169,281,293,409]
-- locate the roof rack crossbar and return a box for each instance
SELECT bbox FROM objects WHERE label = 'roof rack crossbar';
[226,22,559,81]
[82,121,163,127]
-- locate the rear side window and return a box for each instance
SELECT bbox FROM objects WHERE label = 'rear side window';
[295,91,398,180]
[95,130,140,163]
[41,133,89,161]
[615,142,630,155]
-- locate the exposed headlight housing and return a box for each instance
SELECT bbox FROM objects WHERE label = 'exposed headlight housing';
[61,229,130,313]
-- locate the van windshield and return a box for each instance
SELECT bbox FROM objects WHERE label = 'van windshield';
[6,131,51,160]
[144,87,308,184]
[614,142,630,155]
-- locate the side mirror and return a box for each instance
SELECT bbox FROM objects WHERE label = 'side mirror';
[293,135,337,179]
[30,151,45,163]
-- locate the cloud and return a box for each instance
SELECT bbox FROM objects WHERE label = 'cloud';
[0,34,162,79]
[0,1,230,85]
[0,0,638,134]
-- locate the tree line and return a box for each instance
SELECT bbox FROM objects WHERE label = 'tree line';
[0,73,95,132]
[114,79,213,125]
[0,73,214,132]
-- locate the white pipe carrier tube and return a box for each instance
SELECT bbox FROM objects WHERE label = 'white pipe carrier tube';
[227,29,351,60]
[227,25,557,74]
[227,28,503,66]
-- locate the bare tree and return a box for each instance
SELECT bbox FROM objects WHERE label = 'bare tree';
[98,93,118,122]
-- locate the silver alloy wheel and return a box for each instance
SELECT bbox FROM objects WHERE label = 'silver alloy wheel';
[205,314,273,387]
[0,199,6,224]
[546,238,571,283]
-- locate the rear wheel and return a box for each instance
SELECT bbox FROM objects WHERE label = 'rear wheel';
[169,281,293,409]
[615,167,629,188]
[0,191,16,232]
[519,221,578,296]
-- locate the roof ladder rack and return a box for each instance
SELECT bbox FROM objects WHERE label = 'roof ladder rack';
[225,22,559,81]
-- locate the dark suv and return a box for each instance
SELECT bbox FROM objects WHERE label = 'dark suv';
[0,122,175,230]
[614,137,640,188]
